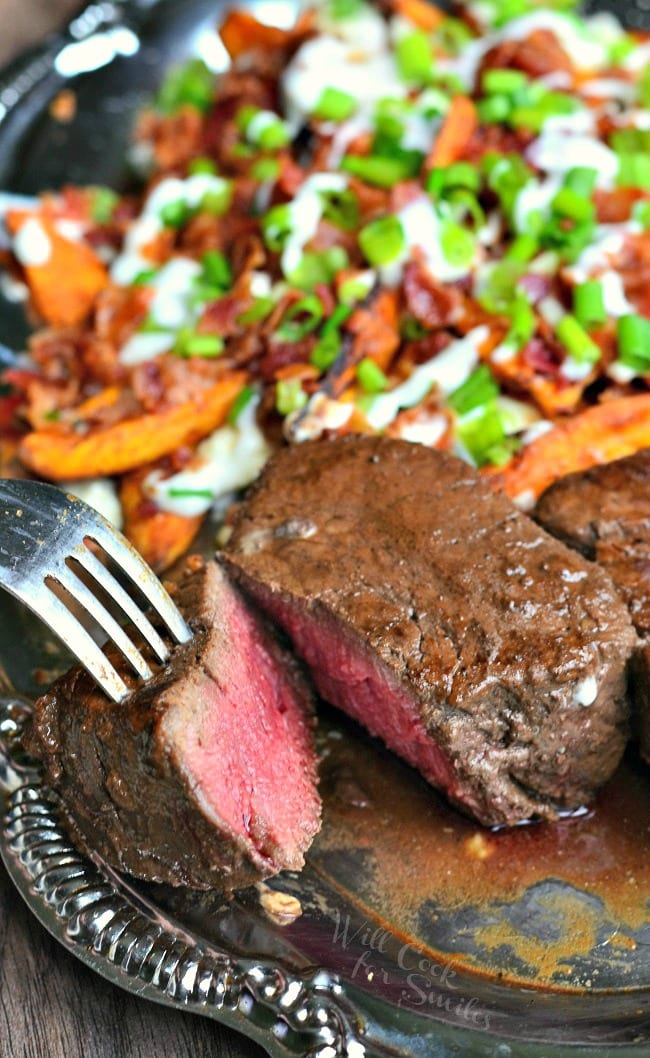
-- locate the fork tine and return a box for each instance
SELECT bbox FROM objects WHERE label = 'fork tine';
[52,566,155,682]
[70,545,170,662]
[84,520,191,645]
[14,581,129,703]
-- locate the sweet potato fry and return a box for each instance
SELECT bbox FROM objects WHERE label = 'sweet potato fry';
[18,372,247,481]
[426,96,478,170]
[120,469,204,573]
[487,394,650,505]
[5,210,108,327]
[219,9,311,58]
[392,0,445,31]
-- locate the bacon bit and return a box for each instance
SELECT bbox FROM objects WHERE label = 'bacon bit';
[274,362,320,382]
[479,29,574,81]
[594,188,645,225]
[94,285,152,348]
[49,90,77,124]
[137,105,204,172]
[347,288,400,372]
[389,180,425,214]
[403,260,463,329]
[199,294,246,338]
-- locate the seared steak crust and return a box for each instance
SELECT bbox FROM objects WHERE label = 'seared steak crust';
[26,561,320,890]
[221,436,637,826]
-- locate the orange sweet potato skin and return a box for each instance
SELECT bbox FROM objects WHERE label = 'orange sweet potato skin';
[6,210,108,327]
[18,372,247,480]
[487,394,650,504]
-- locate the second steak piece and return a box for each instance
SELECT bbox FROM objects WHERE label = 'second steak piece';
[220,436,636,827]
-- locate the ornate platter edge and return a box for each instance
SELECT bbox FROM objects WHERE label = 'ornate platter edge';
[0,695,368,1058]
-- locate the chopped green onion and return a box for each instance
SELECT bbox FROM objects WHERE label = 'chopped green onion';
[482,68,529,96]
[276,294,324,341]
[319,188,359,230]
[552,186,594,223]
[573,280,606,329]
[609,34,635,65]
[506,295,536,348]
[157,59,214,115]
[341,153,419,187]
[356,357,388,393]
[440,220,476,269]
[339,274,374,304]
[139,316,170,334]
[287,247,349,291]
[640,64,650,108]
[618,313,650,371]
[311,330,342,370]
[262,203,293,251]
[167,488,214,500]
[227,384,257,424]
[312,87,357,122]
[633,200,650,229]
[505,234,539,263]
[327,0,363,18]
[448,364,499,415]
[90,186,119,224]
[188,157,217,175]
[160,199,190,228]
[611,128,650,154]
[176,329,225,358]
[200,182,233,215]
[251,157,281,182]
[276,378,308,415]
[456,403,508,467]
[434,16,474,53]
[564,166,598,197]
[359,215,405,266]
[237,296,275,325]
[426,162,480,197]
[200,250,232,291]
[617,152,650,191]
[396,30,434,84]
[132,268,158,287]
[556,314,601,364]
[477,259,525,315]
[484,152,533,219]
[477,95,511,124]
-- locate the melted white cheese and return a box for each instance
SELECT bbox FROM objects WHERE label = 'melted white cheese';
[118,331,175,366]
[282,35,405,130]
[281,172,348,276]
[145,397,272,517]
[365,327,488,430]
[525,131,618,191]
[13,218,52,267]
[62,478,123,529]
[287,393,354,442]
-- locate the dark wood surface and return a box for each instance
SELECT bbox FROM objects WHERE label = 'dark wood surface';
[0,4,264,1055]
[0,859,268,1058]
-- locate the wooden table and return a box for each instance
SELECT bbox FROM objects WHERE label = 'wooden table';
[0,4,264,1056]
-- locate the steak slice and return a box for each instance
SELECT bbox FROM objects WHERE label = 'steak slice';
[26,559,321,890]
[534,449,650,761]
[220,436,637,827]
[533,449,650,637]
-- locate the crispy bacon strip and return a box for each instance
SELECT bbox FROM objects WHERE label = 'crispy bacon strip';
[18,372,247,480]
[488,394,650,504]
[6,210,108,327]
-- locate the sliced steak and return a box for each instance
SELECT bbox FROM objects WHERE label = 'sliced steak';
[534,449,650,761]
[533,449,650,637]
[220,436,636,827]
[26,559,321,890]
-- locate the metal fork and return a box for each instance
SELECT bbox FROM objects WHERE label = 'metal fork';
[0,478,192,702]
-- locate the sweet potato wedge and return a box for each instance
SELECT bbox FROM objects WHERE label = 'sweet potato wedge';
[120,469,204,573]
[18,372,247,481]
[219,9,312,58]
[488,394,650,505]
[6,210,108,327]
[426,96,478,170]
[392,0,445,31]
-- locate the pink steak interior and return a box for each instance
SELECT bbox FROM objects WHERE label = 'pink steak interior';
[161,578,319,871]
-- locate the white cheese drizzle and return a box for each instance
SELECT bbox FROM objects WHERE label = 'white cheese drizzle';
[13,218,52,267]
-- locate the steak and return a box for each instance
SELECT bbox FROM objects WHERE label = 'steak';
[26,559,321,890]
[534,449,650,637]
[220,436,637,827]
[534,449,650,761]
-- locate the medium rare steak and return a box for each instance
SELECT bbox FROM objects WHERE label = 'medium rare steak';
[534,449,650,637]
[26,559,321,890]
[220,436,637,827]
[534,449,650,762]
